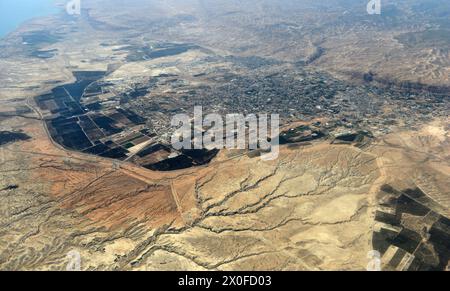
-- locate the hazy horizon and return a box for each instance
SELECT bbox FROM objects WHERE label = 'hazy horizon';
[0,0,57,38]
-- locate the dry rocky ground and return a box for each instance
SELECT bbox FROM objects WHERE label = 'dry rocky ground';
[0,101,448,270]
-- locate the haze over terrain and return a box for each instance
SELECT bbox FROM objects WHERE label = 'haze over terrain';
[0,0,57,38]
[0,0,449,270]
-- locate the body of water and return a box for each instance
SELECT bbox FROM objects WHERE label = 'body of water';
[0,0,58,39]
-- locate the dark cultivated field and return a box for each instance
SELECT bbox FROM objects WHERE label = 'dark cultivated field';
[373,185,450,271]
[0,131,31,146]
